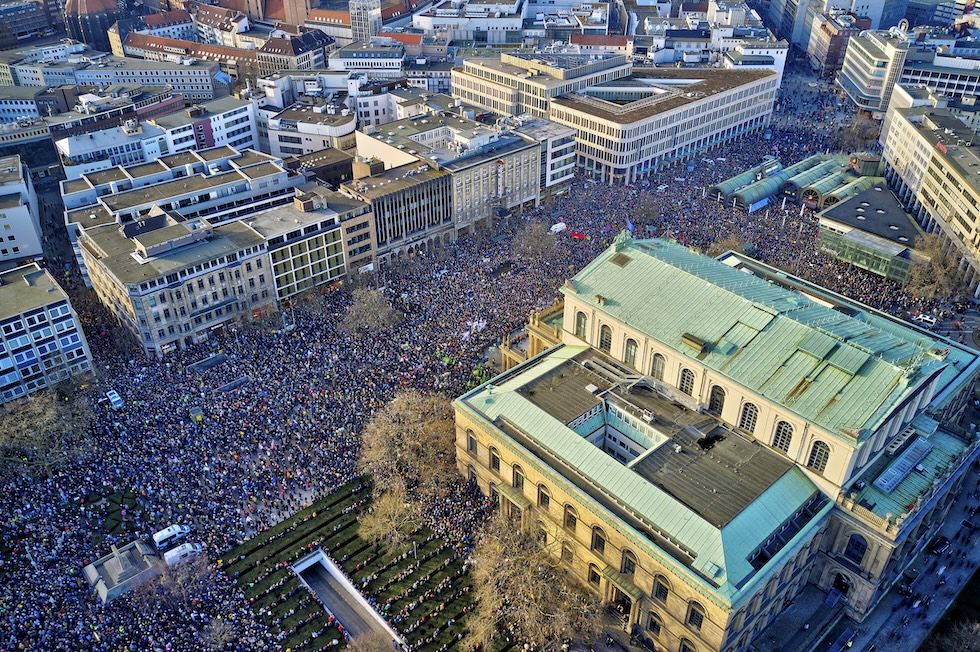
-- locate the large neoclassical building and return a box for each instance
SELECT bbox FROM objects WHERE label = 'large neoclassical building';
[454,234,980,652]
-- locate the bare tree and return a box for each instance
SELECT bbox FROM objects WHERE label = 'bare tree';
[463,513,604,650]
[356,480,422,551]
[357,390,457,501]
[706,235,746,257]
[832,113,881,152]
[922,620,980,652]
[133,553,214,612]
[907,232,965,300]
[199,616,238,651]
[350,628,399,652]
[0,382,92,478]
[512,221,560,261]
[343,288,402,335]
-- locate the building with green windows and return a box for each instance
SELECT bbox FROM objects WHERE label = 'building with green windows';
[817,183,924,283]
[455,235,980,652]
[244,187,351,300]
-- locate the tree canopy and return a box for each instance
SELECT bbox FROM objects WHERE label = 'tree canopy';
[464,513,604,650]
[0,381,92,478]
[356,391,458,551]
[907,232,966,300]
[343,288,402,335]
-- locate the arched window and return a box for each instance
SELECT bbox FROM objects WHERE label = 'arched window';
[844,533,868,564]
[599,325,612,352]
[773,421,793,453]
[647,611,663,637]
[588,563,601,586]
[467,464,476,483]
[489,483,498,504]
[653,575,670,603]
[680,639,698,652]
[707,385,725,415]
[624,338,638,368]
[738,402,758,434]
[537,484,551,511]
[563,505,578,532]
[591,526,606,555]
[621,550,637,576]
[536,520,548,544]
[512,464,525,491]
[687,601,706,630]
[489,447,500,472]
[651,353,666,380]
[807,441,831,473]
[575,311,588,339]
[561,544,573,564]
[679,368,695,395]
[466,429,477,455]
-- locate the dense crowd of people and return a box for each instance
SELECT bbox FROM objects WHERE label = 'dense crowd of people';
[0,73,962,651]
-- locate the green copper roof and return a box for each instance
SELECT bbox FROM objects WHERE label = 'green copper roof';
[458,344,825,599]
[561,237,977,442]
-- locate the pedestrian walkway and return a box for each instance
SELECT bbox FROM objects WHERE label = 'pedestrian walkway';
[302,563,393,642]
[846,463,980,652]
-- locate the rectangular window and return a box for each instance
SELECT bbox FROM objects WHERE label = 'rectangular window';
[490,450,500,472]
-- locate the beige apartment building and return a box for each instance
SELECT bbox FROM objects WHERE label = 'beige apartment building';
[549,68,778,184]
[881,100,980,294]
[456,236,980,651]
[452,51,777,184]
[354,114,541,234]
[451,52,632,119]
[80,213,276,357]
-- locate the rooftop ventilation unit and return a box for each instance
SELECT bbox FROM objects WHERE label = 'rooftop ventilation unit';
[874,437,933,494]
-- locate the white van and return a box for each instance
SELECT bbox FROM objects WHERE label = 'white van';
[152,524,191,551]
[106,390,123,410]
[164,542,203,567]
[912,314,937,327]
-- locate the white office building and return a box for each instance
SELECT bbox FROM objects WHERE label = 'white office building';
[0,263,92,403]
[0,155,42,267]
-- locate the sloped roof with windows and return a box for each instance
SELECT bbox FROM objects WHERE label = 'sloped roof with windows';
[560,236,978,443]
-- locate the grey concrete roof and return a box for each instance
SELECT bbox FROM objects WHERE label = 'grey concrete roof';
[83,220,264,285]
[0,263,68,320]
[820,184,920,246]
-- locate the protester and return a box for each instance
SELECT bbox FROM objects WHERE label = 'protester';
[0,86,947,650]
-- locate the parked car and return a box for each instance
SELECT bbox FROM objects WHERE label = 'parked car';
[929,535,951,555]
[152,524,191,551]
[912,314,937,327]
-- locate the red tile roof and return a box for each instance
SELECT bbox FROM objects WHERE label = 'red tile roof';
[377,31,422,45]
[307,8,350,25]
[381,4,405,20]
[193,3,246,30]
[142,9,192,26]
[125,33,257,60]
[569,33,630,47]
